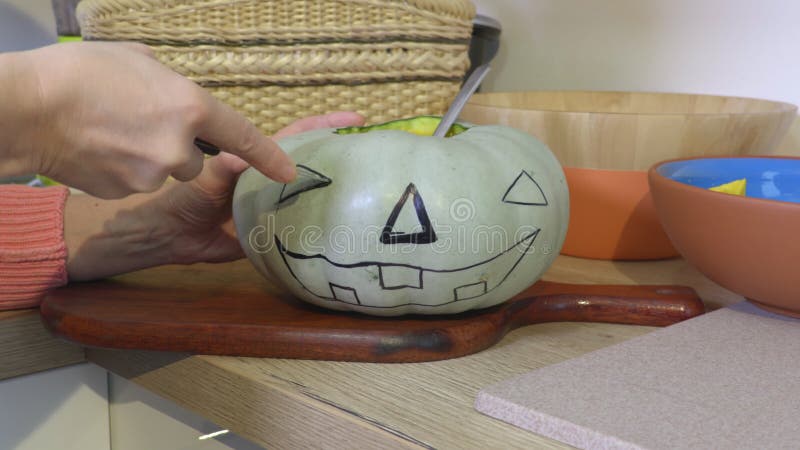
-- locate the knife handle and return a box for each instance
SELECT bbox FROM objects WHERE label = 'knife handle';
[194,138,220,156]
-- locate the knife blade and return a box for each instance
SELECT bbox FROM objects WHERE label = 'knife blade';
[433,63,492,138]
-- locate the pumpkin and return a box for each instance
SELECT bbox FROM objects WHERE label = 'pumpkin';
[232,116,569,316]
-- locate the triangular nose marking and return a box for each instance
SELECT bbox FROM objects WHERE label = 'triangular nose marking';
[502,170,548,206]
[380,183,437,244]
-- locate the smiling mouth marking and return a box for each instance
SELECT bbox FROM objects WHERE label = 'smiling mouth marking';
[274,229,540,309]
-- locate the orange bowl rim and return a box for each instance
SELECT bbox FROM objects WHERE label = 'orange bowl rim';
[648,155,800,210]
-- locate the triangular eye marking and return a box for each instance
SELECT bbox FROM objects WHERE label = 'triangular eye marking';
[278,165,332,203]
[381,183,438,245]
[502,170,548,206]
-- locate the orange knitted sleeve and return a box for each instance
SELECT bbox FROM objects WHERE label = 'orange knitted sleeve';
[0,185,70,310]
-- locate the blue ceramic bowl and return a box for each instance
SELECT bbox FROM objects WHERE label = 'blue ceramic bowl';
[649,156,800,317]
[657,157,800,204]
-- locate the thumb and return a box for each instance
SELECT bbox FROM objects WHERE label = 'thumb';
[193,153,250,195]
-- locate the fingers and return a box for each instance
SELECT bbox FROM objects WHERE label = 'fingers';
[272,111,366,140]
[193,153,249,195]
[193,91,297,183]
[187,113,364,196]
[170,145,206,181]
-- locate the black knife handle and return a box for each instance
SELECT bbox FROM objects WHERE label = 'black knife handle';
[194,138,220,156]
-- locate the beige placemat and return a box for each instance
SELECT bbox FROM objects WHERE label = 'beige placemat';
[475,302,800,450]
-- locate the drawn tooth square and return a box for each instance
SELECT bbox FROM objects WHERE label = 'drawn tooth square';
[379,265,423,289]
[329,283,360,305]
[454,281,488,301]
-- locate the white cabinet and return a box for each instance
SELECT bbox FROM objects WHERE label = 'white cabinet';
[108,374,262,450]
[0,363,110,450]
[0,364,260,450]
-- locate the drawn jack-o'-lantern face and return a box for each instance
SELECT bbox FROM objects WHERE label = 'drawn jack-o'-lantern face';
[233,120,569,316]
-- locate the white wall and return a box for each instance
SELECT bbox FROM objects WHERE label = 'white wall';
[475,0,800,107]
[108,374,262,450]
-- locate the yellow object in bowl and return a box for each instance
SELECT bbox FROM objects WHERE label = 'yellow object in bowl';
[709,178,747,196]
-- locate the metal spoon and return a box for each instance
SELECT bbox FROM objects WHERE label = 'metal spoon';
[433,63,492,138]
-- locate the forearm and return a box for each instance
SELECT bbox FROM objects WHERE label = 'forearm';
[0,50,45,177]
[64,188,177,281]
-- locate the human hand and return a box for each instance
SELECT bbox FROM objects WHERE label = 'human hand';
[12,42,296,198]
[64,112,365,280]
[161,111,366,265]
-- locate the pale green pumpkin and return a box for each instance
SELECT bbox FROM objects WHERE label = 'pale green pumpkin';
[233,117,569,316]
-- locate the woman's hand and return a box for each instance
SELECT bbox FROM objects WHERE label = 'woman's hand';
[65,112,365,281]
[2,42,296,198]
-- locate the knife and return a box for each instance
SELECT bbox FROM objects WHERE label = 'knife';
[194,138,220,156]
[433,63,492,138]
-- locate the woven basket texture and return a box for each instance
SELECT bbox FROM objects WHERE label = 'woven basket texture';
[77,0,476,134]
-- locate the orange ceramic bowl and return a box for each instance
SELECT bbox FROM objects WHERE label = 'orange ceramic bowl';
[650,156,800,317]
[461,91,797,260]
[563,167,675,260]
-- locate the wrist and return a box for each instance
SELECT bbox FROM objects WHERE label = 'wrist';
[65,191,179,280]
[0,50,47,177]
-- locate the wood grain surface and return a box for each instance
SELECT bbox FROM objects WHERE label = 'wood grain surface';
[0,309,84,380]
[462,91,797,170]
[41,260,702,363]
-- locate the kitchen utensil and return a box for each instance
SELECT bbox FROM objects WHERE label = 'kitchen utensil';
[193,138,220,156]
[460,91,797,260]
[434,63,491,137]
[649,156,800,318]
[466,14,500,83]
[51,0,82,37]
[40,260,703,363]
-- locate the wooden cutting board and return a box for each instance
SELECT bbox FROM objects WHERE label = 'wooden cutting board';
[40,260,704,363]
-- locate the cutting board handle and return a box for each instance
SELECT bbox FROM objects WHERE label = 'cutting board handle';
[507,282,705,329]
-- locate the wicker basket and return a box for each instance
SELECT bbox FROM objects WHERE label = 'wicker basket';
[76,0,476,135]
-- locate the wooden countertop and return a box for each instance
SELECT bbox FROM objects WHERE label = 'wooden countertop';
[0,309,84,380]
[84,255,741,449]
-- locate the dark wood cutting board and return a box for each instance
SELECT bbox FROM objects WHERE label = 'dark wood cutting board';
[40,260,704,363]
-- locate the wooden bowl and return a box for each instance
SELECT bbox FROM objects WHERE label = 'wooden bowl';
[649,156,800,317]
[461,91,797,260]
